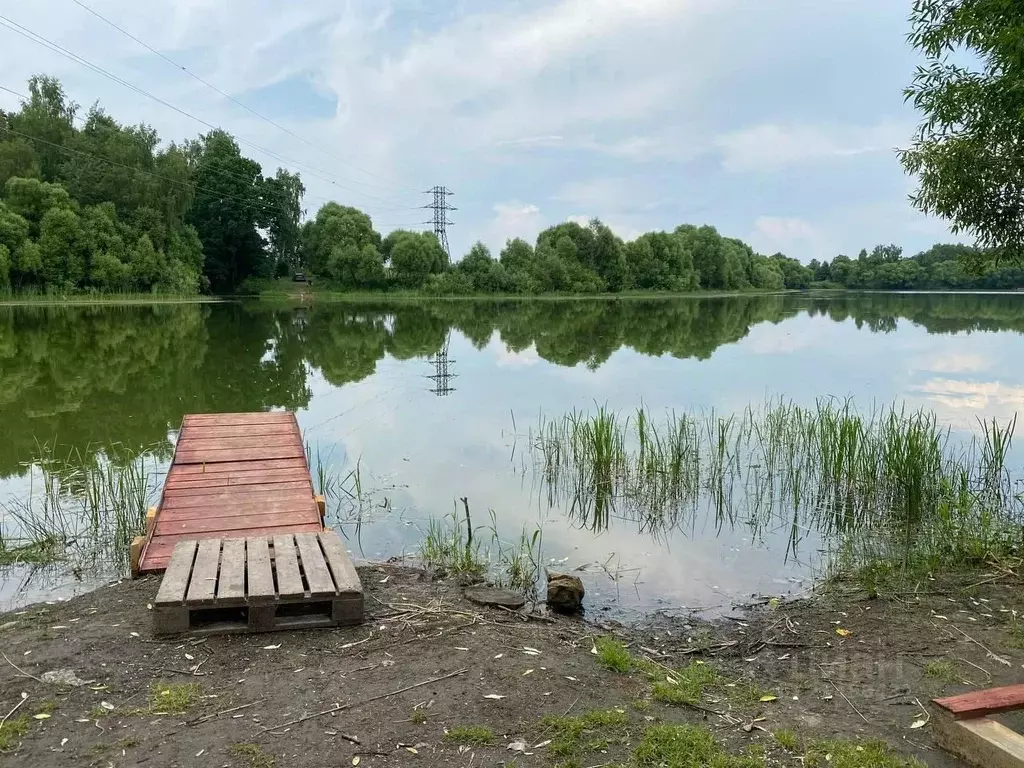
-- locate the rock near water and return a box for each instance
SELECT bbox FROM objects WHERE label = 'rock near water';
[546,572,585,614]
[464,586,527,609]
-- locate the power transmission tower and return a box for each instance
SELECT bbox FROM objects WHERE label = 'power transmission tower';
[427,330,457,396]
[423,185,456,258]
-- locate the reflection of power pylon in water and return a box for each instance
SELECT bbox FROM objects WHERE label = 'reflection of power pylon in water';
[427,331,457,396]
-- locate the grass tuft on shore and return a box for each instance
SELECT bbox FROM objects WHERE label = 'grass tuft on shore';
[443,725,495,745]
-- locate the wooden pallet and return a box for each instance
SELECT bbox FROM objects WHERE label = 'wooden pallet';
[933,684,1024,767]
[153,531,362,636]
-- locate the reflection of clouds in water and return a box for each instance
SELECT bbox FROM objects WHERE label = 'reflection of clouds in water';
[909,352,992,374]
[741,320,824,355]
[907,378,1024,428]
[492,340,541,368]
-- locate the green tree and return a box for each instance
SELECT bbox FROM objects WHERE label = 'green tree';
[186,131,266,291]
[9,76,76,182]
[262,169,305,273]
[37,206,87,288]
[303,202,380,277]
[389,232,447,288]
[899,0,1024,262]
[0,243,10,290]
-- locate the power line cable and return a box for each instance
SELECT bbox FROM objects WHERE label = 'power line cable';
[0,12,422,212]
[68,0,420,196]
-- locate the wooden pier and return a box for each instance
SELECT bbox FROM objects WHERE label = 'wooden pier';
[135,412,325,575]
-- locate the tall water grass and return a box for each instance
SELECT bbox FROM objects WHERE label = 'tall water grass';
[526,399,1023,583]
[0,443,158,572]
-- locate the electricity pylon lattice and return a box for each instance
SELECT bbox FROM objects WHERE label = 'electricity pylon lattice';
[423,185,456,259]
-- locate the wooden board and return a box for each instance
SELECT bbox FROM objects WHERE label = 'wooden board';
[136,411,323,575]
[934,710,1024,768]
[935,685,1024,720]
[152,531,363,636]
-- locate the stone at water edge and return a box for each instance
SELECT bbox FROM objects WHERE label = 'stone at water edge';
[546,572,585,614]
[464,586,527,609]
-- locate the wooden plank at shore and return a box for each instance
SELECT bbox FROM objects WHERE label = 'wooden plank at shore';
[295,533,336,597]
[158,501,319,523]
[175,447,305,464]
[246,538,275,601]
[154,540,198,606]
[933,711,1024,768]
[162,487,314,508]
[217,539,246,601]
[167,474,312,491]
[156,509,321,536]
[273,535,305,598]
[935,685,1024,720]
[318,531,362,594]
[170,458,307,475]
[179,424,298,439]
[186,539,221,605]
[179,435,303,451]
[184,412,293,426]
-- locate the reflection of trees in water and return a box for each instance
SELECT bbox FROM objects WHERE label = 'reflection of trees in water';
[2,293,1023,476]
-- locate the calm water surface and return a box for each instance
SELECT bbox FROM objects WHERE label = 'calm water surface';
[2,293,1024,613]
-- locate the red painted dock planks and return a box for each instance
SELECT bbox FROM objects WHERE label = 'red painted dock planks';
[934,684,1024,720]
[136,412,323,574]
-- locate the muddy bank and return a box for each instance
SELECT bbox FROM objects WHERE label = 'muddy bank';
[0,565,1022,767]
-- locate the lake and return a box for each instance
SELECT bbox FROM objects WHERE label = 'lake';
[2,292,1024,615]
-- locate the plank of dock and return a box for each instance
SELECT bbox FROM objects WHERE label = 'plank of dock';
[935,685,1024,720]
[137,411,324,575]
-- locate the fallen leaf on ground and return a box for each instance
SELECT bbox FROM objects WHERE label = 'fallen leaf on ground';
[759,695,777,703]
[522,647,541,655]
[454,647,469,651]
[100,702,115,711]
[835,628,852,637]
[405,747,418,754]
[507,740,527,753]
[534,739,552,748]
[522,669,534,676]
[493,654,503,659]
[263,644,281,650]
[352,757,360,766]
[483,694,506,700]
[33,713,50,720]
[910,719,927,729]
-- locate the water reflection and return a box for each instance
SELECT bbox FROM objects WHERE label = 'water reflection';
[2,293,1024,611]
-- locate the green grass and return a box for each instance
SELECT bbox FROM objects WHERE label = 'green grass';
[631,724,763,767]
[0,716,28,751]
[542,709,629,758]
[229,743,275,768]
[773,729,800,751]
[411,709,428,724]
[924,660,960,684]
[147,682,201,714]
[443,725,495,746]
[804,740,925,768]
[594,636,632,673]
[649,661,721,706]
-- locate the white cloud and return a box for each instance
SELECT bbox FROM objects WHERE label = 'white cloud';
[750,216,831,260]
[486,202,545,248]
[717,121,906,173]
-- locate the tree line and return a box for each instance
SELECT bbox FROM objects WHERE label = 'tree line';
[4,73,1024,297]
[0,76,303,295]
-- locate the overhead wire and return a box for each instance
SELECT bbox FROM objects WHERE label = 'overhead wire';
[0,12,423,214]
[68,0,421,197]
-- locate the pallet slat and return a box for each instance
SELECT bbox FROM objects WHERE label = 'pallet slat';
[246,537,275,602]
[217,539,246,601]
[273,535,305,598]
[154,540,198,606]
[319,531,362,594]
[186,539,222,605]
[295,533,336,597]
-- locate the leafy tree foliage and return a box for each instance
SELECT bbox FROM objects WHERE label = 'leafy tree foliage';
[900,0,1024,262]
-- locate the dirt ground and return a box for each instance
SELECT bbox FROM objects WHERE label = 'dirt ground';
[1,564,1022,767]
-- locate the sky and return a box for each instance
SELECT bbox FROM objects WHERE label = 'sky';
[0,0,963,263]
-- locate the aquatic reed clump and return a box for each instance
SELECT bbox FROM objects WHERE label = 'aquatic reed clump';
[525,399,1022,583]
